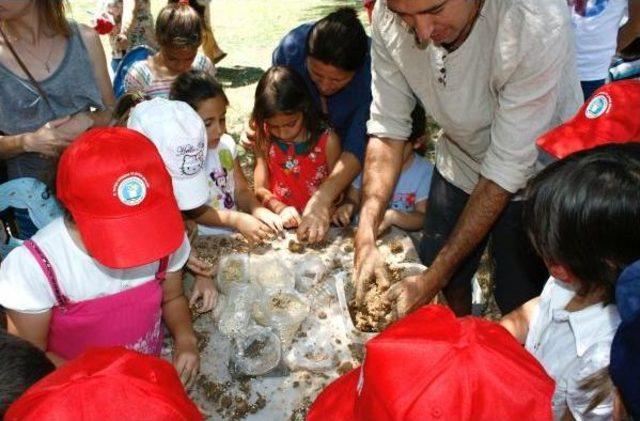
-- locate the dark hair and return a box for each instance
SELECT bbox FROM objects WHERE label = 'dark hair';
[524,143,640,300]
[0,330,55,417]
[155,3,203,48]
[170,69,228,110]
[306,7,368,71]
[112,91,151,127]
[251,66,325,153]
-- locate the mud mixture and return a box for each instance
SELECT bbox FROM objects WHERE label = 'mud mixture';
[348,265,404,332]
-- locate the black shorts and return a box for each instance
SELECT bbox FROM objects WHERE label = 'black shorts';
[418,170,547,314]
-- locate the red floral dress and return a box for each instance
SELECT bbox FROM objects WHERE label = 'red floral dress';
[267,130,330,213]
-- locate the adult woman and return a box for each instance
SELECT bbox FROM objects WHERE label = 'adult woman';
[0,0,115,237]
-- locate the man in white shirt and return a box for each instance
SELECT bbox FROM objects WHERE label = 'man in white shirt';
[354,0,583,316]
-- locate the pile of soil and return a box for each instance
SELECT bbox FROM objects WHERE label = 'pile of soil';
[348,265,404,332]
[195,236,249,267]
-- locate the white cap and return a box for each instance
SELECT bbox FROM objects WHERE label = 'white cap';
[127,98,209,211]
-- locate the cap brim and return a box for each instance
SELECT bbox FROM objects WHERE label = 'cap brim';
[307,368,359,421]
[173,171,209,211]
[73,201,185,269]
[537,118,595,160]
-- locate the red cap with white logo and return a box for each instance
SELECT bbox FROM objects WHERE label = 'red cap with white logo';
[308,305,555,421]
[537,80,640,159]
[56,127,184,269]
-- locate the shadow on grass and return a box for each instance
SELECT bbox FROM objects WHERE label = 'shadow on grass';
[216,65,265,88]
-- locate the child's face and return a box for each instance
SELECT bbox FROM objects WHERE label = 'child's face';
[197,96,227,149]
[266,112,305,143]
[161,46,198,74]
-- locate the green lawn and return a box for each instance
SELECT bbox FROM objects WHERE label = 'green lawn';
[69,0,365,136]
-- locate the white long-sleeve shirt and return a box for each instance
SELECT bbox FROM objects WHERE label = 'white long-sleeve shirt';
[367,0,583,194]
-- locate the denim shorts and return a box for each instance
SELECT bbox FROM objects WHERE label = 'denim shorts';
[418,170,548,314]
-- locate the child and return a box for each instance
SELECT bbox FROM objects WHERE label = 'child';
[123,2,215,98]
[127,98,219,310]
[332,105,433,233]
[0,128,200,387]
[500,143,640,419]
[169,70,283,241]
[0,330,55,418]
[252,66,341,229]
[6,347,202,421]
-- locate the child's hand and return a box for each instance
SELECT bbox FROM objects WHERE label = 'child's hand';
[186,250,215,277]
[189,275,218,313]
[332,203,355,227]
[279,206,302,229]
[377,209,398,236]
[252,207,284,234]
[236,213,273,245]
[173,337,200,388]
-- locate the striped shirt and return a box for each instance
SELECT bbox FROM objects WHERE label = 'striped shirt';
[123,53,216,98]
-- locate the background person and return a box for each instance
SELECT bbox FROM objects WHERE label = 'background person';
[123,2,215,98]
[0,0,115,238]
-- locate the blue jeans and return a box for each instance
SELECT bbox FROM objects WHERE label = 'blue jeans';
[418,170,548,315]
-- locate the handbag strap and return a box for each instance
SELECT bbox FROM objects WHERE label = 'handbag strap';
[0,25,53,111]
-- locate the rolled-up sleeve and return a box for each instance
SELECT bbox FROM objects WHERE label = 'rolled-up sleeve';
[481,8,575,193]
[366,6,415,141]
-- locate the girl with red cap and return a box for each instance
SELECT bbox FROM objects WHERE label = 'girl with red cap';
[0,127,200,387]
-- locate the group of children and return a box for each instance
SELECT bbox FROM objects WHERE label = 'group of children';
[0,1,639,419]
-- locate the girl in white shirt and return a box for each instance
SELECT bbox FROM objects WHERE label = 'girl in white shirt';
[501,144,640,420]
[169,69,283,242]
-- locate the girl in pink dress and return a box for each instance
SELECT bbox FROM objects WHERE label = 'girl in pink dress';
[0,127,200,387]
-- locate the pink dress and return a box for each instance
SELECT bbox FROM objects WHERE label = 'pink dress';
[25,240,167,361]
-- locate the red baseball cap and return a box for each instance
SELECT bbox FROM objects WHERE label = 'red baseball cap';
[537,80,640,159]
[5,347,203,421]
[308,305,555,421]
[56,127,184,269]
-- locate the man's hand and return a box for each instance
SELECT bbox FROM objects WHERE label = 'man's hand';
[386,271,442,318]
[353,237,388,305]
[253,206,284,234]
[235,213,273,245]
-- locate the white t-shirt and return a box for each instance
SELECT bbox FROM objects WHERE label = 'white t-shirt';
[570,0,628,81]
[199,134,237,236]
[525,278,621,420]
[0,218,191,314]
[368,0,582,195]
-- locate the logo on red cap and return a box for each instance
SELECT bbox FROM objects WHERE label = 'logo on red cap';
[585,93,611,119]
[114,173,148,207]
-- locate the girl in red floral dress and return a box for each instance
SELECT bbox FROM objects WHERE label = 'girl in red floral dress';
[252,66,341,229]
